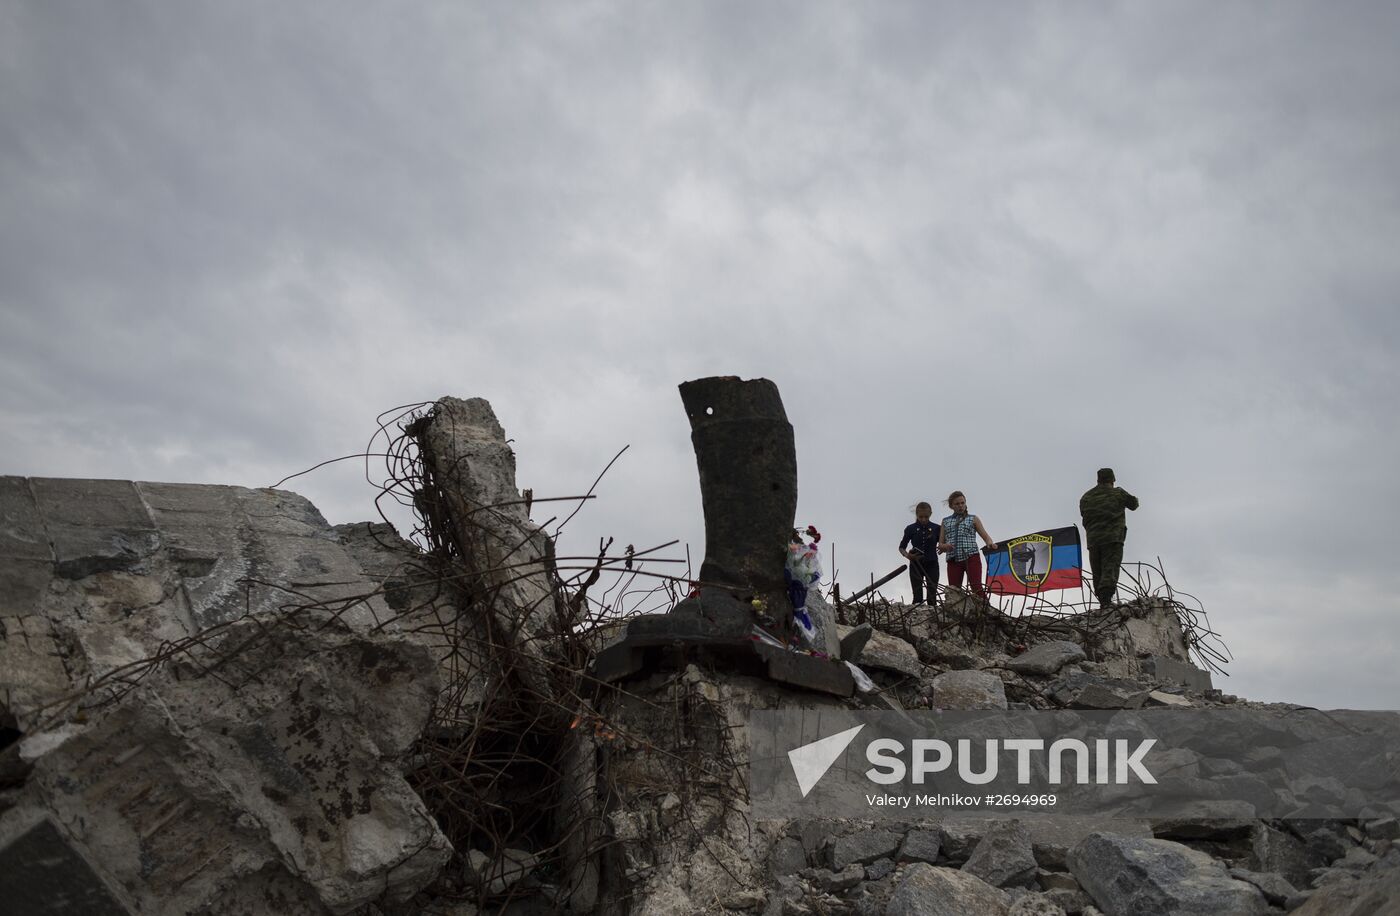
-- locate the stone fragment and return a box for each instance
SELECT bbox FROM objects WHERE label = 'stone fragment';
[865,858,895,881]
[1027,818,1153,870]
[1145,690,1195,708]
[1299,824,1354,863]
[723,889,767,910]
[808,864,864,893]
[1041,887,1091,914]
[1290,868,1400,915]
[1037,870,1080,893]
[829,830,903,870]
[899,829,942,864]
[1046,672,1149,710]
[1249,823,1326,888]
[915,638,984,670]
[1006,642,1085,677]
[926,670,1009,710]
[962,821,1038,889]
[770,836,809,878]
[1316,867,1362,889]
[839,623,873,663]
[1007,893,1067,916]
[1336,846,1378,870]
[1365,816,1400,841]
[886,863,1011,916]
[1068,832,1270,915]
[1227,867,1297,905]
[836,624,921,676]
[938,821,987,864]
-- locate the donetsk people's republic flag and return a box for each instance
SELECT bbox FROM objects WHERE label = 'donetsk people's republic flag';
[982,526,1083,595]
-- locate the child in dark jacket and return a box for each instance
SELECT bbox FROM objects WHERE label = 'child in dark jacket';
[899,502,941,605]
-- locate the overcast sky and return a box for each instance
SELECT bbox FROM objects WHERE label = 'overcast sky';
[4,1,1398,709]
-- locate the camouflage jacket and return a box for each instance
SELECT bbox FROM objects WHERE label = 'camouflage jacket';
[1079,484,1139,546]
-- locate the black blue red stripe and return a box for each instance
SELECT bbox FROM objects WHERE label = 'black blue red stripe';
[982,526,1083,596]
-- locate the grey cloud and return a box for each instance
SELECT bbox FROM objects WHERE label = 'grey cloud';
[2,0,1397,707]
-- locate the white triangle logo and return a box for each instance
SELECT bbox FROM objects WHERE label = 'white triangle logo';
[788,724,865,798]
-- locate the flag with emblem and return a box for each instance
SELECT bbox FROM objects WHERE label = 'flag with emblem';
[983,526,1083,595]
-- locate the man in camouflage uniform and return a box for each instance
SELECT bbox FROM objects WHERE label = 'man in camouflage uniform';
[1079,468,1139,608]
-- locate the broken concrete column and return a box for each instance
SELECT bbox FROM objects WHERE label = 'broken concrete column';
[677,377,797,621]
[413,397,561,643]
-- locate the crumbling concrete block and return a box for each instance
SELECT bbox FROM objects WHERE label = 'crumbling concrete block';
[927,670,1009,710]
[0,476,454,914]
[1069,833,1269,915]
[8,613,450,914]
[1006,641,1086,677]
[1141,654,1213,693]
[837,623,921,676]
[887,863,1011,915]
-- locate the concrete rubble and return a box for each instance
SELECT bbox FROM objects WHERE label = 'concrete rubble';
[1,478,451,914]
[3,379,1397,915]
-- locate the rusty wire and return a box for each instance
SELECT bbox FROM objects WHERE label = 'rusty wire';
[25,399,1235,912]
[23,400,741,912]
[837,557,1232,678]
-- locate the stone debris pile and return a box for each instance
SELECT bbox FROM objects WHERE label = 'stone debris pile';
[2,380,1396,915]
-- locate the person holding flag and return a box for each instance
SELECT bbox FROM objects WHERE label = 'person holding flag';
[938,491,997,597]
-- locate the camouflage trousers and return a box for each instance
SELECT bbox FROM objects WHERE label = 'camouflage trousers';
[1088,541,1124,606]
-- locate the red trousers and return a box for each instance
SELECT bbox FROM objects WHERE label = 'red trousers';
[947,553,984,596]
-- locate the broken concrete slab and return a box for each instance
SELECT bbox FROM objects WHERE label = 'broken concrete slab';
[1227,867,1297,906]
[1146,689,1195,708]
[592,589,855,697]
[1100,598,1193,662]
[1046,672,1150,710]
[887,863,1011,915]
[837,623,921,676]
[28,478,161,580]
[0,477,400,728]
[1006,641,1086,677]
[926,670,1009,710]
[9,611,450,914]
[1141,654,1213,693]
[838,622,873,663]
[962,821,1038,889]
[899,829,942,864]
[1291,869,1400,915]
[1068,832,1270,915]
[829,829,904,870]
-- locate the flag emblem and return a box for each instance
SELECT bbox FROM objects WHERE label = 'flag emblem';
[1008,533,1052,588]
